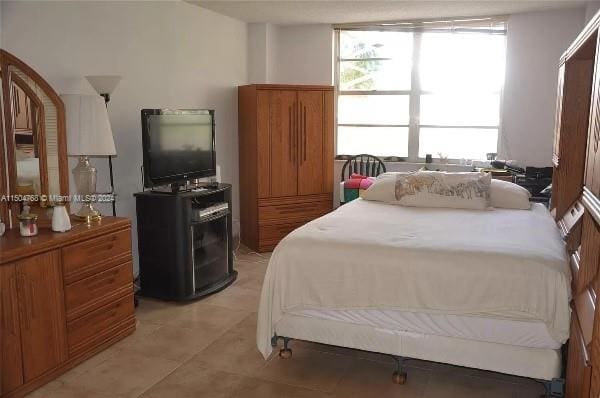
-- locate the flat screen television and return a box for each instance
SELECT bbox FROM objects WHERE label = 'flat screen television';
[141,109,216,188]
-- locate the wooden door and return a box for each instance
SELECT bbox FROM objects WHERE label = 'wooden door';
[0,264,24,394]
[297,90,333,195]
[267,90,298,197]
[16,250,67,382]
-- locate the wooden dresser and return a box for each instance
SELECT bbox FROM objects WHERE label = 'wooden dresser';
[552,12,600,398]
[238,84,334,252]
[0,217,136,397]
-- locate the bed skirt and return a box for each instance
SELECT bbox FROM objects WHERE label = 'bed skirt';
[273,313,562,381]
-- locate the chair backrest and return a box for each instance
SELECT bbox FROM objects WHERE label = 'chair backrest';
[340,154,387,182]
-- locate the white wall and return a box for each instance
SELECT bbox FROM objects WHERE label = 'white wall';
[247,22,280,83]
[586,1,600,22]
[501,7,585,166]
[248,23,269,83]
[2,1,247,272]
[270,24,333,85]
[247,23,333,85]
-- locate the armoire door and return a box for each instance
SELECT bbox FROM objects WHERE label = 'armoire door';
[16,250,67,382]
[266,90,298,197]
[297,90,333,195]
[0,264,24,394]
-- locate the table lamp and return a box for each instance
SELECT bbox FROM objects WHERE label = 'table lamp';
[61,94,116,221]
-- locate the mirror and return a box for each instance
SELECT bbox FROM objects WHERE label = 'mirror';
[0,50,69,227]
[11,74,44,196]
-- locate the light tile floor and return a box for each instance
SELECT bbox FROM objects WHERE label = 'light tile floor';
[27,248,547,398]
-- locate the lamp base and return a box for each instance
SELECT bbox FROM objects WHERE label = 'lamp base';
[72,156,101,222]
[72,203,102,222]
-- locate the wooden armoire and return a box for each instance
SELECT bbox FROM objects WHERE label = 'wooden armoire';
[238,84,334,252]
[552,11,600,398]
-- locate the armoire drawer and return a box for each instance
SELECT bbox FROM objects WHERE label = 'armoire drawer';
[67,294,135,356]
[259,221,305,246]
[62,229,131,282]
[258,200,332,224]
[65,261,134,321]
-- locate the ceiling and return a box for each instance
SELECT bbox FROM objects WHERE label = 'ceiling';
[189,0,590,25]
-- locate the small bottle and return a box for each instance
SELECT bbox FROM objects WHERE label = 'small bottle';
[0,219,5,236]
[18,205,38,237]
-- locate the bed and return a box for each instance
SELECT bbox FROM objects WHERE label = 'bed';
[256,198,571,383]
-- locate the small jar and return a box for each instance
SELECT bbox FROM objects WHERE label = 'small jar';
[18,213,39,237]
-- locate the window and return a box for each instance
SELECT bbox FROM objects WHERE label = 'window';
[335,18,507,161]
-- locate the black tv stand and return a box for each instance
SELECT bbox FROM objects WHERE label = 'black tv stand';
[134,183,237,301]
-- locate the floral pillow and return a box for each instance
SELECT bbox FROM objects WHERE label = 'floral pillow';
[364,171,492,210]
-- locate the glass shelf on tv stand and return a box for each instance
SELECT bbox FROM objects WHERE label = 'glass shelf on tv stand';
[150,179,219,193]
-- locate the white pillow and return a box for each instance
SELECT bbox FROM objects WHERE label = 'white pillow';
[361,172,410,202]
[490,179,531,210]
[375,171,410,180]
[361,176,397,202]
[364,171,492,210]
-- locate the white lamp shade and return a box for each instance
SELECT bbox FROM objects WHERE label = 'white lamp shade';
[85,75,122,95]
[61,94,117,156]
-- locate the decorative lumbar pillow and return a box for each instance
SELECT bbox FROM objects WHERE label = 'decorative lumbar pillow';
[392,171,492,210]
[490,179,531,210]
[364,171,492,210]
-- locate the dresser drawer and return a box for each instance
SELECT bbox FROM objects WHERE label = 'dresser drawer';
[259,200,331,224]
[65,262,133,321]
[67,294,134,356]
[62,229,131,282]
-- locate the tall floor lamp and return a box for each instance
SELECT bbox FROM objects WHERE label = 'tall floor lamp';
[85,75,121,217]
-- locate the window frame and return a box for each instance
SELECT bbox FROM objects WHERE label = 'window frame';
[334,20,507,163]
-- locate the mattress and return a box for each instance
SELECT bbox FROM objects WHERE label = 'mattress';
[257,198,570,359]
[294,308,561,350]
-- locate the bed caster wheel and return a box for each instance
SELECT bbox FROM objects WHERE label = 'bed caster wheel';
[392,371,407,385]
[279,348,292,359]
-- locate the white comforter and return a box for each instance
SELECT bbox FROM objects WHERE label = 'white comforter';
[257,199,570,358]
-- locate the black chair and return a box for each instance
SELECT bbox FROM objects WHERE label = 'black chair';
[340,154,387,182]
